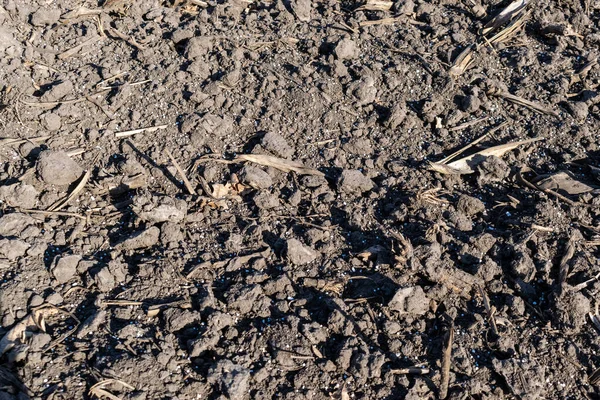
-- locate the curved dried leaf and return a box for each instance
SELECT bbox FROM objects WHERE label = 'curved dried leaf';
[481,0,528,35]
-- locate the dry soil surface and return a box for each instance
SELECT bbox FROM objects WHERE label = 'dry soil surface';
[1,0,600,399]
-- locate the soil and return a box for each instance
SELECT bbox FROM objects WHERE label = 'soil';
[1,0,600,399]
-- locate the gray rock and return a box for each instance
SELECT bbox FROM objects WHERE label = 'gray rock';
[76,310,107,338]
[137,197,187,223]
[253,191,279,210]
[0,183,39,209]
[457,195,485,216]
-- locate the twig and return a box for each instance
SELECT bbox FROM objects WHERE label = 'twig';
[448,116,491,132]
[477,284,499,338]
[517,168,592,208]
[390,367,430,375]
[48,167,93,212]
[19,208,88,221]
[439,321,454,399]
[114,124,168,138]
[0,136,50,146]
[166,149,197,195]
[488,88,559,118]
[106,26,146,51]
[58,36,104,60]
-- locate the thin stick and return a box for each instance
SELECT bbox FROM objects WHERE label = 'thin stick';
[166,149,197,195]
[106,26,145,51]
[516,168,589,208]
[19,208,88,221]
[390,367,430,375]
[448,116,490,132]
[58,36,104,60]
[558,233,577,291]
[439,322,455,399]
[0,136,50,146]
[48,168,93,211]
[101,300,144,306]
[440,132,491,164]
[115,124,168,138]
[95,71,129,88]
[477,284,499,337]
[97,79,152,90]
[488,89,559,118]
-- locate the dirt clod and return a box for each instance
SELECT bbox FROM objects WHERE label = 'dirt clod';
[286,238,318,265]
[36,151,83,186]
[51,254,82,284]
[338,169,374,194]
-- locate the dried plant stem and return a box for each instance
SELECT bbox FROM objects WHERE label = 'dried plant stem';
[166,149,197,195]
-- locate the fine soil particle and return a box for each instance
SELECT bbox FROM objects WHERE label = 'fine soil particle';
[1,0,600,399]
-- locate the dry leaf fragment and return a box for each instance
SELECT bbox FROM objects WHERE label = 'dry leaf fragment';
[534,172,596,195]
[236,154,324,176]
[0,316,34,356]
[487,87,559,117]
[428,137,543,175]
[357,245,387,261]
[0,308,59,355]
[480,0,528,36]
[355,0,393,11]
[449,44,475,76]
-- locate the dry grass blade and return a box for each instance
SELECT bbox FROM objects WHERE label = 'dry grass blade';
[355,0,393,11]
[449,44,475,76]
[48,168,93,211]
[488,88,558,117]
[359,16,404,26]
[58,36,104,60]
[236,154,324,176]
[480,0,527,35]
[516,167,593,208]
[60,6,103,21]
[429,137,542,175]
[448,116,490,132]
[534,172,596,195]
[0,136,50,146]
[439,322,455,399]
[390,367,430,375]
[0,315,34,356]
[89,379,135,400]
[19,208,88,221]
[589,303,600,332]
[590,367,600,385]
[488,10,530,44]
[115,124,168,138]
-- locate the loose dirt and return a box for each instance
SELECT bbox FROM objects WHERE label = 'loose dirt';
[1,0,600,399]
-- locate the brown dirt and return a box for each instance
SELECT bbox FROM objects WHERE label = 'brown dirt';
[1,0,600,399]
